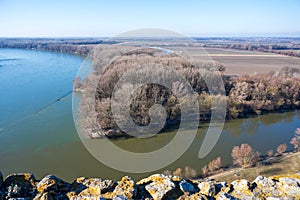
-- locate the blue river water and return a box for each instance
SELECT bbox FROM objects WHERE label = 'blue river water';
[0,48,299,182]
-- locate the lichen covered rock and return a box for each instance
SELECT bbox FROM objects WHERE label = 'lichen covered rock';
[230,179,255,199]
[198,180,218,196]
[0,171,3,188]
[110,176,137,199]
[3,173,37,199]
[138,174,182,200]
[179,179,197,194]
[68,177,116,198]
[0,172,300,199]
[252,175,279,198]
[216,192,238,200]
[35,175,71,199]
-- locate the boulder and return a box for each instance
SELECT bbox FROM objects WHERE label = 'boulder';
[277,177,300,197]
[179,179,197,194]
[0,171,2,187]
[252,175,279,198]
[197,180,217,196]
[35,175,71,199]
[216,192,238,200]
[138,174,182,200]
[0,172,300,199]
[70,177,116,197]
[3,173,37,199]
[110,176,136,199]
[268,174,300,198]
[177,192,208,200]
[230,179,255,199]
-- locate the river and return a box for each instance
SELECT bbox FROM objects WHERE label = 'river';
[0,48,299,182]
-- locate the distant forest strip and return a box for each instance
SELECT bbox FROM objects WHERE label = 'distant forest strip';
[202,43,300,58]
[0,38,118,56]
[2,38,300,58]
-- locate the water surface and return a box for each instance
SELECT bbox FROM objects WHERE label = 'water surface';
[0,48,299,182]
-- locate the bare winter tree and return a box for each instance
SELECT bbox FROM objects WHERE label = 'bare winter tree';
[231,144,260,168]
[277,144,287,155]
[290,128,300,150]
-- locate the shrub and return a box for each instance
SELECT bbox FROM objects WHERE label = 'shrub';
[214,157,222,170]
[296,128,300,135]
[163,170,172,176]
[201,165,208,177]
[184,166,197,178]
[172,168,183,177]
[231,144,260,168]
[277,144,287,154]
[207,157,222,172]
[267,150,274,157]
[291,128,300,150]
[290,137,299,150]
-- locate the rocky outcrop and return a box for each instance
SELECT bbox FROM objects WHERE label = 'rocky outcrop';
[1,172,300,199]
[1,173,37,199]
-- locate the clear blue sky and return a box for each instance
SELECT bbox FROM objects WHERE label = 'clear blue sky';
[0,0,300,37]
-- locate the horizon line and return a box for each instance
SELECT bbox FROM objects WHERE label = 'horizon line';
[1,35,300,39]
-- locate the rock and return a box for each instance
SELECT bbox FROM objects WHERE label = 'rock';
[198,181,217,196]
[252,175,279,198]
[268,174,300,198]
[230,179,255,199]
[0,171,3,187]
[111,176,136,199]
[36,175,71,199]
[216,192,238,200]
[253,175,276,187]
[0,172,3,188]
[1,172,300,199]
[278,177,300,187]
[113,195,129,200]
[3,173,37,199]
[70,177,116,197]
[179,179,197,194]
[231,179,250,191]
[266,197,282,200]
[277,177,300,197]
[177,192,208,200]
[171,176,182,182]
[138,174,181,200]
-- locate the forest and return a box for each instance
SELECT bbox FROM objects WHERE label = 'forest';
[75,46,300,138]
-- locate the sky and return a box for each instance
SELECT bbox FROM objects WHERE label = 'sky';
[0,0,300,37]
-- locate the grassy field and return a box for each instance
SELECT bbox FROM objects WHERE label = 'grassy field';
[185,47,300,75]
[209,151,300,183]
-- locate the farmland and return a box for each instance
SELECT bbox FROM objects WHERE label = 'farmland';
[187,47,300,75]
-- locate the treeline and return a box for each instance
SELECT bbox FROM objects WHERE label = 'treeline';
[204,43,300,58]
[0,38,118,56]
[76,46,300,138]
[227,67,300,118]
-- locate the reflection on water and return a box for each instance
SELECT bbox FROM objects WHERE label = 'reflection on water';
[0,48,299,182]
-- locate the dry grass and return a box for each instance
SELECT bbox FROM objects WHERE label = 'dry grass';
[211,151,300,183]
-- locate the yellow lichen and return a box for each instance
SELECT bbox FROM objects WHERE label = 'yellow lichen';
[270,173,300,181]
[24,173,32,181]
[101,191,114,199]
[171,176,182,182]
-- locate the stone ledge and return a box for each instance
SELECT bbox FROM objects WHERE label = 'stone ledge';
[1,171,300,199]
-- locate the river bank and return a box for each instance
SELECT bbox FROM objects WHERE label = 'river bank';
[209,151,300,183]
[1,170,300,199]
